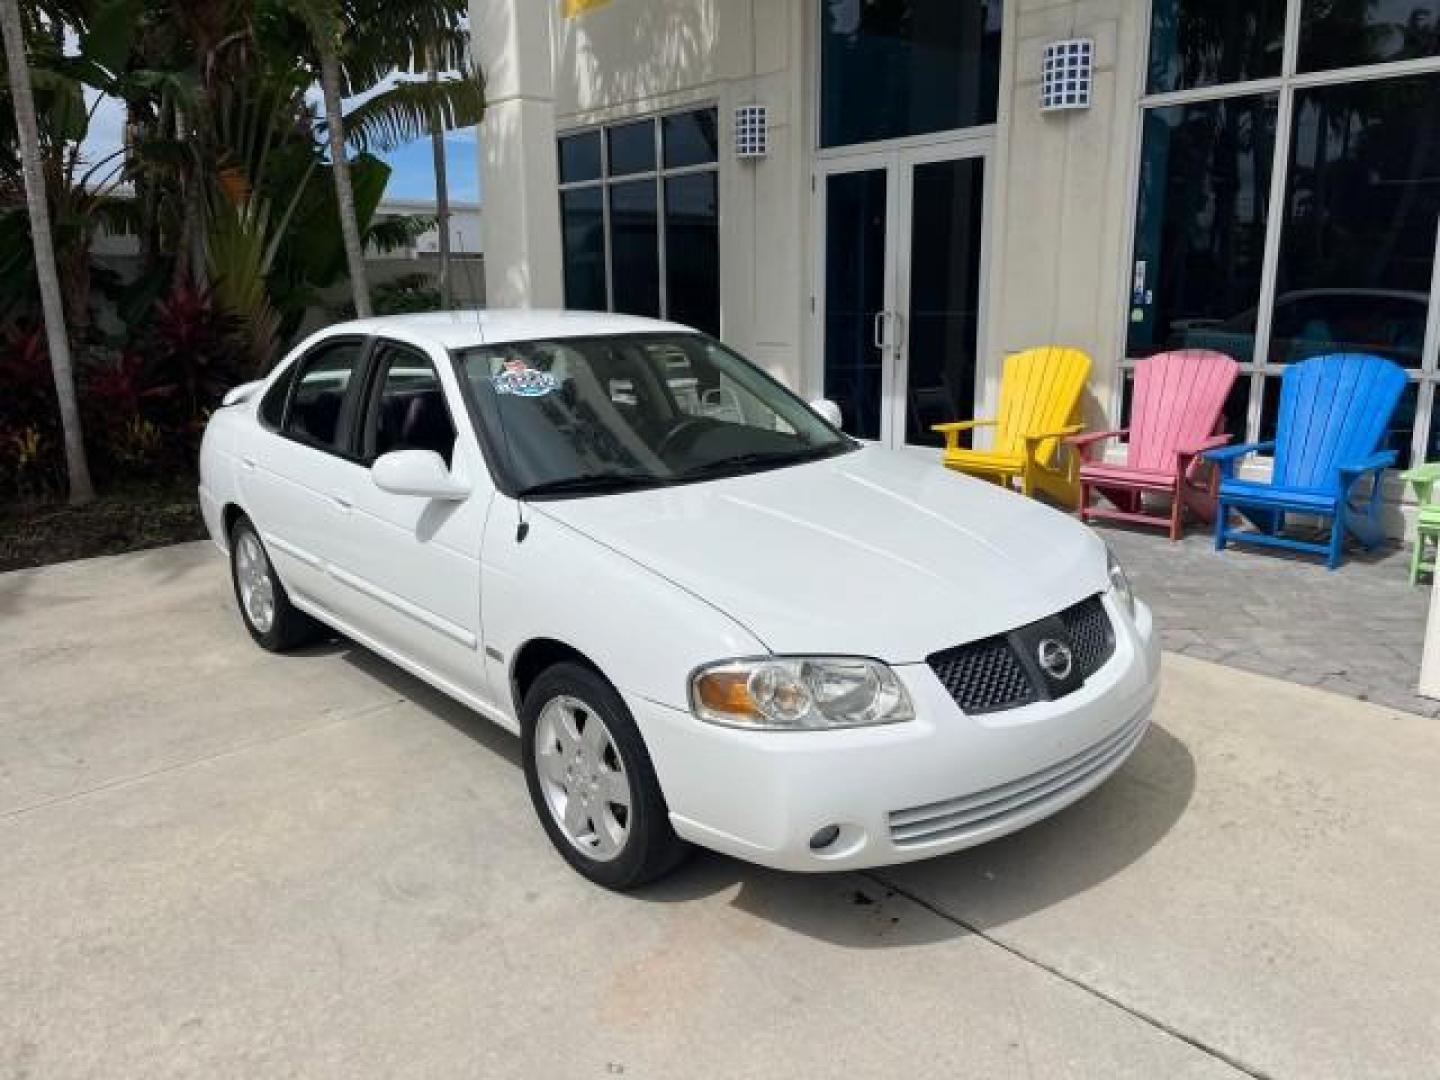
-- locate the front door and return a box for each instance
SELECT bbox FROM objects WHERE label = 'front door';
[817,145,989,449]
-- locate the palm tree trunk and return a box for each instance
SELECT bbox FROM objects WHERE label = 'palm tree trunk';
[1,0,95,504]
[317,38,372,318]
[428,57,452,310]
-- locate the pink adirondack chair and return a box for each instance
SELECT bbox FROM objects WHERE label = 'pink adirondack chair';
[1068,349,1240,541]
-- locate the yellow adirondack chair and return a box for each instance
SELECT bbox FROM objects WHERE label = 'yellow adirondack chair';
[933,346,1092,506]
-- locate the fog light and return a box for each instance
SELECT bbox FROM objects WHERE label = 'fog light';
[809,824,842,851]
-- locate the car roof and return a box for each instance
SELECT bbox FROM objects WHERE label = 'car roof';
[327,309,696,350]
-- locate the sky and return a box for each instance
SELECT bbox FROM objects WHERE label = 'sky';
[83,86,481,206]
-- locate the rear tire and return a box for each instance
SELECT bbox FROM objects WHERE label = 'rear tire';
[229,516,325,652]
[521,662,689,890]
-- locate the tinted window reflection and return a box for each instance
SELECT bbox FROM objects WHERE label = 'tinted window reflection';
[820,0,1002,147]
[663,109,720,169]
[559,131,602,184]
[823,170,887,440]
[1127,95,1278,363]
[1301,0,1440,72]
[561,188,607,311]
[609,181,660,318]
[664,173,720,336]
[905,158,984,447]
[1148,0,1285,93]
[1270,74,1440,367]
[607,121,656,177]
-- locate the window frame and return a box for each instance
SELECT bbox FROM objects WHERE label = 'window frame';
[274,334,376,463]
[356,339,460,467]
[556,105,721,333]
[1120,0,1440,473]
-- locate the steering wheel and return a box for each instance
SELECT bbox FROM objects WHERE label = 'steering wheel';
[656,416,711,459]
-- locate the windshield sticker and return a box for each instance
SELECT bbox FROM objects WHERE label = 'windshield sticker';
[491,359,559,398]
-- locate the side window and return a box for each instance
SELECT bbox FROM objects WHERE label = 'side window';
[258,364,296,430]
[284,341,363,451]
[363,347,458,466]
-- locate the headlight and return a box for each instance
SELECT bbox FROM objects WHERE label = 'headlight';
[690,657,915,730]
[1107,545,1136,619]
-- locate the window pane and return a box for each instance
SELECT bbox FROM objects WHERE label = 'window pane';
[285,343,361,450]
[820,0,1003,148]
[559,131,601,184]
[1301,1,1440,72]
[607,120,656,176]
[561,187,607,311]
[1147,0,1285,94]
[822,169,888,440]
[609,180,660,318]
[1128,95,1278,364]
[664,173,720,336]
[368,351,456,466]
[905,157,985,447]
[663,109,719,169]
[1270,74,1440,368]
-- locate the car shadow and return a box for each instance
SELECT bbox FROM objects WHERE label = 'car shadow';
[332,639,1195,950]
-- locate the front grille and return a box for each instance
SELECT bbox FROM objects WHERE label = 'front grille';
[926,595,1116,716]
[1061,596,1113,677]
[888,708,1149,848]
[929,634,1037,714]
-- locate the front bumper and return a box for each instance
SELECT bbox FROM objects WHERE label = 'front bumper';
[632,594,1161,872]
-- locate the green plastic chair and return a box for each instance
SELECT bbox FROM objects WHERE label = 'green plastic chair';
[1402,463,1440,585]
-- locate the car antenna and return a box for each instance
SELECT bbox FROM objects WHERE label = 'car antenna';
[454,225,529,543]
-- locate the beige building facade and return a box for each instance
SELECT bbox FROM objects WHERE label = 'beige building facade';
[474,0,1440,507]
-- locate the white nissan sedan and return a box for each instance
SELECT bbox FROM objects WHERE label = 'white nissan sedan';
[199,311,1160,889]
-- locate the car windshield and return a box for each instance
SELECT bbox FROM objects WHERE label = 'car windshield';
[454,333,854,497]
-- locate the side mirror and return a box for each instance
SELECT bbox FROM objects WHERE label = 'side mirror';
[372,450,471,501]
[809,398,843,429]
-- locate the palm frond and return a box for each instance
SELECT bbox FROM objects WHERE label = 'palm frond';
[338,75,484,155]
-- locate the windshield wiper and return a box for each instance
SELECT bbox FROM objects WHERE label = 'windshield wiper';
[517,473,674,499]
[678,444,843,479]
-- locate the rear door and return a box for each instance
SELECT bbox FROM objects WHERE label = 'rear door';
[238,335,370,615]
[339,338,494,701]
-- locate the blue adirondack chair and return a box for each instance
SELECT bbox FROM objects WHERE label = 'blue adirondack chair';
[1204,354,1407,570]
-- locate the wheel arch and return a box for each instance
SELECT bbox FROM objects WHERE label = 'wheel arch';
[510,637,608,715]
[222,503,247,546]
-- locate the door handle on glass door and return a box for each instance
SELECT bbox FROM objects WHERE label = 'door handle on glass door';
[873,311,888,350]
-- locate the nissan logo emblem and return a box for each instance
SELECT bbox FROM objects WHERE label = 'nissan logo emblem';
[1037,638,1074,681]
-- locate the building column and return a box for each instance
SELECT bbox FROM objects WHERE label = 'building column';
[472,0,565,308]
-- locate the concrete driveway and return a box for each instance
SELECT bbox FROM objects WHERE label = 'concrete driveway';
[2,543,1438,1079]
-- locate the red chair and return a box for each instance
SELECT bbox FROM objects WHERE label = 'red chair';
[1069,350,1239,541]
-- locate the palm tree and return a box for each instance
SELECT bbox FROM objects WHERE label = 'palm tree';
[340,0,479,310]
[285,0,372,317]
[0,0,94,503]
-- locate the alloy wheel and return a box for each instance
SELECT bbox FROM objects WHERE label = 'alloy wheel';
[533,695,633,862]
[235,531,277,635]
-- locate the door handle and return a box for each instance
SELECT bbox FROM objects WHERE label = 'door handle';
[241,455,257,471]
[873,311,888,350]
[330,493,353,511]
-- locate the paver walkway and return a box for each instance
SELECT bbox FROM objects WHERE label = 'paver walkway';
[1099,524,1435,717]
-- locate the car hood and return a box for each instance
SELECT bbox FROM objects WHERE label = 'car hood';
[535,446,1109,662]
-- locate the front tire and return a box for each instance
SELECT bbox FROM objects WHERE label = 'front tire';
[521,662,689,890]
[229,516,325,652]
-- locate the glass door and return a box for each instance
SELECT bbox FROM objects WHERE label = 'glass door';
[817,145,988,448]
[895,152,987,448]
[819,159,894,441]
